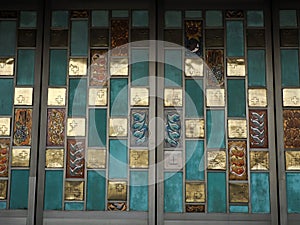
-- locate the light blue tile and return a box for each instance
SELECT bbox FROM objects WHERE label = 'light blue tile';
[286,173,300,213]
[132,11,149,27]
[52,11,68,28]
[110,79,128,116]
[186,140,204,181]
[65,202,84,211]
[71,21,88,56]
[130,171,148,211]
[206,110,225,149]
[109,140,128,179]
[281,50,300,87]
[92,11,109,27]
[185,79,203,117]
[248,50,266,87]
[0,21,16,56]
[206,11,223,27]
[87,171,106,211]
[207,172,226,213]
[20,11,37,28]
[17,50,35,85]
[44,170,63,210]
[0,79,13,115]
[88,109,107,147]
[247,11,264,27]
[251,172,270,213]
[10,170,29,209]
[226,21,244,57]
[165,49,182,87]
[131,49,149,86]
[227,79,246,117]
[68,78,87,117]
[164,172,183,212]
[165,11,182,28]
[230,205,249,213]
[49,49,67,86]
[280,10,297,27]
[0,202,6,209]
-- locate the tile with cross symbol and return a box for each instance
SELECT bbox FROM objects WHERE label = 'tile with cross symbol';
[283,88,300,107]
[130,88,149,106]
[67,118,86,136]
[107,181,127,201]
[206,88,225,107]
[248,89,267,107]
[47,88,66,106]
[227,58,245,76]
[14,87,33,105]
[89,88,107,106]
[228,119,247,139]
[185,182,205,203]
[12,148,30,167]
[69,58,87,76]
[0,118,10,136]
[130,150,148,168]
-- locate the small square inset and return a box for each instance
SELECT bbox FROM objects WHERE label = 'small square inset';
[45,149,64,168]
[185,182,205,203]
[227,58,245,76]
[207,151,226,170]
[228,119,247,139]
[185,58,203,76]
[48,88,66,106]
[283,89,300,107]
[67,118,86,136]
[107,181,127,201]
[69,58,87,76]
[14,87,33,105]
[64,181,84,201]
[285,151,300,170]
[185,119,204,138]
[164,151,183,170]
[0,58,14,75]
[12,148,30,167]
[109,118,128,137]
[206,89,225,107]
[110,58,128,76]
[130,150,148,168]
[250,151,269,170]
[248,89,267,107]
[0,118,10,136]
[87,149,106,169]
[229,183,249,203]
[130,88,149,106]
[164,89,182,107]
[89,88,107,106]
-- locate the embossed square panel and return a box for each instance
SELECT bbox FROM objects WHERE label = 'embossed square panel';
[283,110,300,149]
[228,119,247,139]
[87,149,106,169]
[283,89,300,107]
[0,118,10,136]
[64,181,84,201]
[186,182,205,203]
[90,29,109,47]
[130,88,149,106]
[89,88,107,106]
[248,89,267,107]
[107,202,127,211]
[11,148,30,167]
[18,29,36,47]
[164,89,183,107]
[228,141,247,180]
[185,119,204,138]
[67,139,85,178]
[185,58,203,76]
[109,118,128,137]
[0,58,14,75]
[50,30,68,47]
[247,29,265,47]
[130,150,148,168]
[0,180,7,200]
[205,29,224,47]
[110,58,128,76]
[14,87,33,105]
[250,151,269,170]
[280,29,299,47]
[229,183,249,203]
[206,89,225,107]
[67,118,86,136]
[207,151,226,170]
[249,110,268,148]
[48,88,66,106]
[227,58,246,76]
[164,29,183,45]
[45,149,64,168]
[107,181,127,201]
[69,58,87,76]
[0,139,9,177]
[285,151,300,170]
[13,109,32,146]
[164,151,183,170]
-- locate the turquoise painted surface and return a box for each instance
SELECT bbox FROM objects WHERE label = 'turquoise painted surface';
[247,11,264,27]
[130,171,148,211]
[165,50,182,87]
[206,110,225,149]
[230,205,249,213]
[112,10,128,18]
[227,79,246,117]
[286,173,300,213]
[206,11,223,27]
[110,79,128,116]
[65,202,84,211]
[109,140,128,179]
[132,11,149,27]
[186,140,204,180]
[248,50,266,87]
[17,50,35,85]
[88,109,107,147]
[281,50,300,87]
[164,172,183,212]
[71,21,88,56]
[131,49,149,86]
[20,11,37,27]
[280,10,297,27]
[87,171,106,211]
[0,79,13,115]
[92,11,108,27]
[10,170,29,209]
[0,21,16,56]
[251,172,270,213]
[207,172,226,213]
[0,202,6,209]
[49,49,67,86]
[185,11,202,18]
[52,11,68,28]
[44,170,63,210]
[185,79,203,117]
[68,78,87,117]
[226,21,244,57]
[165,11,181,28]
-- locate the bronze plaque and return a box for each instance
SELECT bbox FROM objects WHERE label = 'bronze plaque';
[107,202,127,211]
[110,58,128,76]
[229,183,249,203]
[228,119,247,139]
[69,58,87,76]
[286,151,300,170]
[229,141,247,180]
[89,88,107,106]
[109,118,128,137]
[12,148,30,167]
[130,150,148,168]
[248,89,267,107]
[131,29,149,43]
[205,29,224,47]
[87,149,106,169]
[250,151,269,170]
[130,88,149,106]
[249,110,268,148]
[205,49,224,87]
[247,29,265,47]
[13,109,32,146]
[186,204,205,213]
[227,58,245,76]
[48,88,66,106]
[283,89,300,107]
[18,29,36,47]
[14,88,33,105]
[64,181,84,201]
[0,139,9,177]
[283,110,300,148]
[111,20,129,56]
[164,151,183,170]
[0,118,10,136]
[280,29,299,47]
[186,182,205,203]
[67,118,86,137]
[164,89,183,107]
[206,89,225,107]
[164,29,183,45]
[66,139,85,178]
[0,180,7,200]
[0,58,14,75]
[45,149,64,168]
[207,151,226,170]
[185,58,203,76]
[90,29,109,47]
[185,119,204,138]
[107,181,127,201]
[50,30,68,47]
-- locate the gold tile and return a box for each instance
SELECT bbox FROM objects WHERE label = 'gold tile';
[130,150,148,168]
[45,149,64,168]
[109,118,127,137]
[110,58,128,76]
[250,151,269,170]
[248,89,267,107]
[186,183,205,203]
[107,181,127,201]
[229,183,249,203]
[0,180,7,200]
[164,151,183,170]
[0,58,14,75]
[12,148,30,167]
[283,89,300,107]
[206,89,225,107]
[207,151,226,170]
[64,181,84,201]
[47,88,66,106]
[0,118,10,136]
[185,58,203,76]
[69,58,87,76]
[164,89,182,107]
[14,87,33,105]
[88,88,107,106]
[227,58,245,76]
[67,118,85,136]
[87,149,106,169]
[285,151,300,170]
[130,88,149,106]
[228,119,247,139]
[185,119,204,138]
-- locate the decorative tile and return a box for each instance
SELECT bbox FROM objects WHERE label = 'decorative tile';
[206,89,225,107]
[248,89,267,107]
[107,202,127,211]
[0,180,7,200]
[109,118,128,137]
[164,151,183,170]
[47,88,66,106]
[90,50,108,86]
[186,204,205,213]
[186,182,205,203]
[205,49,224,87]
[229,141,247,180]
[67,118,85,137]
[283,89,300,107]
[0,58,14,75]
[111,20,129,56]
[45,149,64,168]
[164,29,183,45]
[165,111,181,148]
[11,148,30,167]
[87,149,106,169]
[14,88,33,105]
[47,109,65,146]
[0,139,9,177]
[90,29,109,47]
[207,151,226,170]
[283,110,300,149]
[110,58,128,76]
[228,119,247,139]
[280,29,299,47]
[227,58,245,76]
[13,109,32,146]
[185,58,203,76]
[18,29,36,47]
[250,151,269,170]
[226,10,244,18]
[130,88,149,106]
[185,119,204,138]
[229,183,249,203]
[107,181,127,201]
[64,181,84,201]
[131,110,148,146]
[89,88,107,106]
[205,29,224,47]
[164,89,183,107]
[130,150,148,168]
[247,29,265,47]
[69,58,87,76]
[0,118,10,136]
[66,139,85,178]
[71,10,89,18]
[285,151,300,170]
[249,110,268,148]
[185,20,203,57]
[50,30,68,47]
